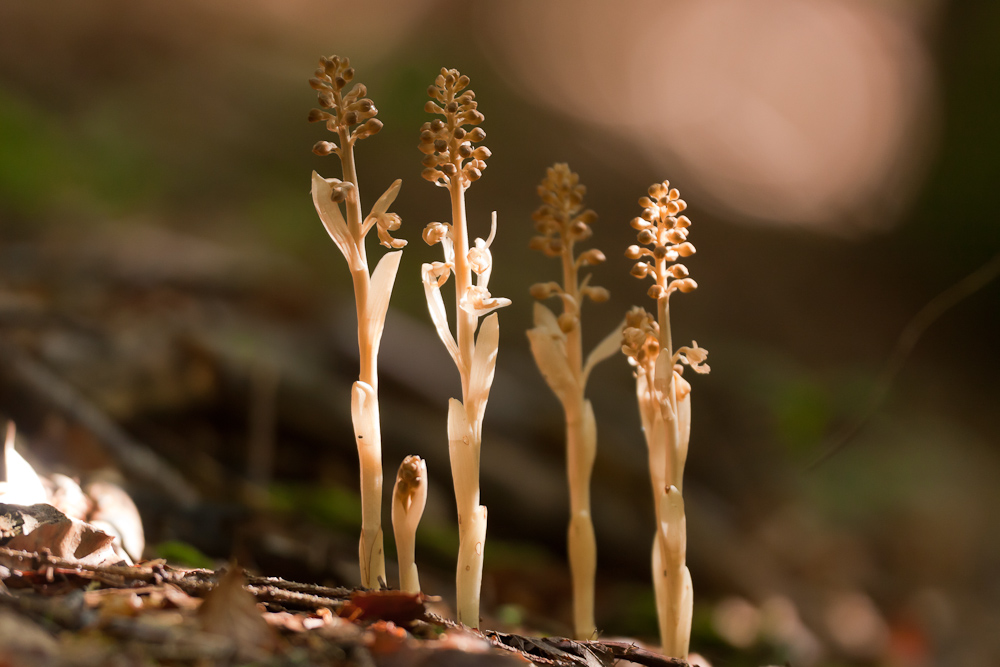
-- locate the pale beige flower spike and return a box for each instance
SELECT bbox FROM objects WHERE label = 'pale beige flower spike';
[419,68,509,628]
[622,181,709,658]
[309,55,407,589]
[392,455,428,594]
[526,164,623,640]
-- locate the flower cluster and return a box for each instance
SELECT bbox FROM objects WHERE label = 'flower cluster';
[418,69,491,188]
[621,306,660,372]
[528,165,609,329]
[308,55,383,156]
[622,307,710,378]
[625,181,697,300]
[529,164,598,257]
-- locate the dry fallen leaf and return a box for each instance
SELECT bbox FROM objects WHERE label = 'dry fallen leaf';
[340,590,429,625]
[198,565,279,660]
[1,502,121,566]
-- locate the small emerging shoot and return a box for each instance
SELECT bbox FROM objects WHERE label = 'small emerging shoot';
[526,164,622,639]
[418,68,509,627]
[622,181,709,658]
[309,55,407,588]
[392,455,428,594]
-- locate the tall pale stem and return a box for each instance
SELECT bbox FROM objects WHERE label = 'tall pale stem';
[448,179,487,627]
[650,292,690,658]
[342,133,385,589]
[566,400,597,639]
[561,234,596,639]
[450,181,475,383]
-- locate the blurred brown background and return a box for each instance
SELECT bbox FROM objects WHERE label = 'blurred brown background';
[0,1,997,665]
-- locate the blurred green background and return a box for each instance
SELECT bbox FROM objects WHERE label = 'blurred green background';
[1,1,998,665]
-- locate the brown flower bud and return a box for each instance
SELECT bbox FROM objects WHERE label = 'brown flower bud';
[421,168,444,183]
[676,242,696,257]
[648,284,665,299]
[625,245,643,260]
[666,228,687,244]
[584,286,610,303]
[569,221,593,241]
[529,282,554,300]
[469,128,486,142]
[631,217,652,231]
[578,249,606,266]
[312,141,337,156]
[638,229,655,245]
[675,278,698,293]
[365,118,383,136]
[558,312,576,333]
[630,262,650,278]
[529,236,548,252]
[668,264,689,278]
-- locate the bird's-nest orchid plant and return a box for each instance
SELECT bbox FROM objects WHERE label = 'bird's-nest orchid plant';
[622,181,709,658]
[418,68,510,628]
[309,55,407,589]
[526,164,623,640]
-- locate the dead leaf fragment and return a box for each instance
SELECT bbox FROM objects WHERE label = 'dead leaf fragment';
[198,565,278,660]
[1,503,121,566]
[341,590,428,625]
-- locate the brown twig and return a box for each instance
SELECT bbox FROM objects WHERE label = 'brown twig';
[0,547,352,609]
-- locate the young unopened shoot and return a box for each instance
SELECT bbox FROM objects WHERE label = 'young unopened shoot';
[309,55,407,588]
[418,68,509,627]
[622,182,709,658]
[526,164,622,640]
[392,455,428,594]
